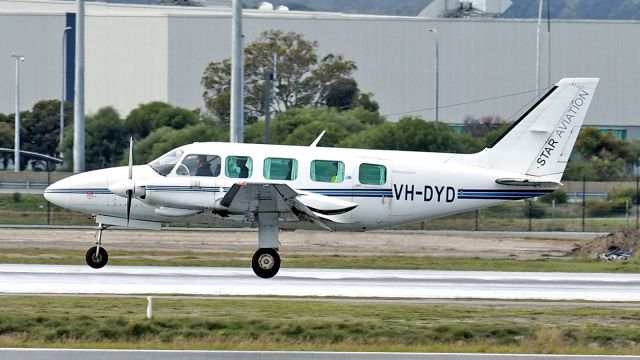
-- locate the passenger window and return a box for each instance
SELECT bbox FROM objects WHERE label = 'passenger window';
[226,156,252,178]
[310,160,344,183]
[176,154,221,177]
[264,158,297,180]
[359,163,387,185]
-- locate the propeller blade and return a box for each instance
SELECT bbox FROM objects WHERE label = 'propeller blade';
[126,189,132,226]
[128,137,133,180]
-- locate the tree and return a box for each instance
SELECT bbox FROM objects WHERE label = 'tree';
[575,127,636,164]
[324,78,379,112]
[0,121,13,170]
[462,115,506,138]
[244,107,385,146]
[125,102,198,139]
[21,100,72,157]
[133,122,228,165]
[339,117,481,153]
[0,122,12,149]
[60,107,127,171]
[562,127,638,180]
[201,30,374,123]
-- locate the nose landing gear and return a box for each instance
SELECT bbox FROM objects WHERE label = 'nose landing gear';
[86,223,109,269]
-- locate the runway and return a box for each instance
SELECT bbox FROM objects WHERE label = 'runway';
[1,349,639,360]
[2,264,640,301]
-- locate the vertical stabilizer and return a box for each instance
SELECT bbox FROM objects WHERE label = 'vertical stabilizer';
[463,78,598,182]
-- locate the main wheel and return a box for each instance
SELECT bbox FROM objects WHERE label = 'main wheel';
[252,248,280,279]
[85,246,109,269]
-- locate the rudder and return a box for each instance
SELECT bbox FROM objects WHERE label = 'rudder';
[467,78,599,182]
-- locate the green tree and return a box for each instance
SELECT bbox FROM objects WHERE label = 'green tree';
[0,119,13,170]
[0,122,12,148]
[60,107,127,170]
[324,78,379,112]
[20,100,73,157]
[564,127,638,180]
[590,152,627,181]
[339,117,481,153]
[563,160,598,181]
[125,102,198,139]
[246,107,385,146]
[202,30,374,123]
[575,127,636,163]
[133,122,229,165]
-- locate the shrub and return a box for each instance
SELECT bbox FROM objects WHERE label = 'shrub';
[586,199,612,217]
[610,198,629,215]
[610,187,640,203]
[539,190,568,204]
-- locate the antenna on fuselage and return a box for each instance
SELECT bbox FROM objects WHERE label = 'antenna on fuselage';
[310,130,326,147]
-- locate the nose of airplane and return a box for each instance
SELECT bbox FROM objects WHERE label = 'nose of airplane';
[44,169,111,208]
[43,176,74,208]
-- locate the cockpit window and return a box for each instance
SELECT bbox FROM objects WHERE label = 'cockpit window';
[176,154,221,177]
[149,148,184,176]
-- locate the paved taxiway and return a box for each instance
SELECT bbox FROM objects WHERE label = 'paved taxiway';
[1,349,639,360]
[2,264,640,301]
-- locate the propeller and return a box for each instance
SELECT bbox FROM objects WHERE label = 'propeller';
[126,137,133,226]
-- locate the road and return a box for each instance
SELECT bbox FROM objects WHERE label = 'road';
[2,264,640,301]
[0,349,638,360]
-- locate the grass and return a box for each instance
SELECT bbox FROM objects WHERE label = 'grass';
[2,247,640,273]
[1,295,639,354]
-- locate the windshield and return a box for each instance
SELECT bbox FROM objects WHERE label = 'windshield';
[148,148,184,176]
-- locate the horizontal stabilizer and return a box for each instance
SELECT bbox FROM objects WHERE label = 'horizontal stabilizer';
[495,178,561,188]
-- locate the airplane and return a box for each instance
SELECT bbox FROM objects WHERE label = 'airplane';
[44,77,598,278]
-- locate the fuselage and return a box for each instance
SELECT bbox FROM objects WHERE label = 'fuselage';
[44,142,554,231]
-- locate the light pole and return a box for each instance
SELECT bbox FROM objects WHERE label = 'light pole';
[230,0,244,143]
[10,53,25,172]
[60,27,71,147]
[428,28,439,123]
[536,0,543,93]
[74,0,85,173]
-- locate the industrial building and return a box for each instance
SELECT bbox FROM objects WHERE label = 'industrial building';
[1,0,639,138]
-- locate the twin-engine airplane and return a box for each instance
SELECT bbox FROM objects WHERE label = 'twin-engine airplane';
[45,78,598,278]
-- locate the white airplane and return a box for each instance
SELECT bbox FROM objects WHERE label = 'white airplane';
[45,78,598,278]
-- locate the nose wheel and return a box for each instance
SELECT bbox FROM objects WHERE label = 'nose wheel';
[86,223,109,269]
[86,246,108,269]
[252,248,280,279]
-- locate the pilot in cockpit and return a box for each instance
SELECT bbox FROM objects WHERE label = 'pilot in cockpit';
[195,155,213,177]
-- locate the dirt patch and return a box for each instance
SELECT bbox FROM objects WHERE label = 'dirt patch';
[0,228,587,260]
[575,229,640,258]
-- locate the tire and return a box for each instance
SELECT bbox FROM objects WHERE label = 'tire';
[85,246,109,269]
[252,248,280,279]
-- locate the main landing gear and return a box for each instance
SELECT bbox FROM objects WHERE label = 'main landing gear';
[252,248,280,279]
[252,207,281,279]
[86,223,109,269]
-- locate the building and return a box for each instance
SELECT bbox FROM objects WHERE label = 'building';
[1,0,639,139]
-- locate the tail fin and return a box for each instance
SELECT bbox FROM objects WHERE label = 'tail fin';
[463,78,599,182]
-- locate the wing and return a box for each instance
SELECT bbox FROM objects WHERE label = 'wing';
[216,182,358,230]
